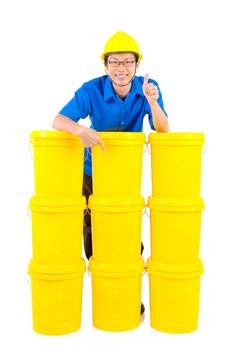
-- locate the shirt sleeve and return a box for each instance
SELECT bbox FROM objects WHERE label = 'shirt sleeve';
[145,81,168,130]
[58,83,91,122]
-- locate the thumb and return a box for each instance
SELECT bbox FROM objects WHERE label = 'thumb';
[144,73,149,84]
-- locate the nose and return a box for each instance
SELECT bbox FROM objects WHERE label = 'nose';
[117,63,126,71]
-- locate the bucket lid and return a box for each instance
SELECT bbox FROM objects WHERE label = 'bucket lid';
[29,196,86,212]
[28,258,86,280]
[97,132,146,141]
[148,132,205,145]
[88,195,145,212]
[30,130,81,140]
[147,196,205,212]
[88,257,145,278]
[96,132,146,145]
[146,258,204,279]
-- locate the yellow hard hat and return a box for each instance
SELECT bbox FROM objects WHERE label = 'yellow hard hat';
[100,31,142,61]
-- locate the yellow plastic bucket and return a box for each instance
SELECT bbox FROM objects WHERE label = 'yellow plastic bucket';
[148,197,204,264]
[88,196,145,263]
[28,258,86,335]
[148,132,205,199]
[30,131,84,198]
[92,132,146,197]
[147,258,204,333]
[29,196,86,265]
[88,257,144,331]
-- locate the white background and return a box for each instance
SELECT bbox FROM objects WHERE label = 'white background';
[0,0,232,349]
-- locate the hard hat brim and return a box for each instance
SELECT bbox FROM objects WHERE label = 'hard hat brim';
[100,51,142,61]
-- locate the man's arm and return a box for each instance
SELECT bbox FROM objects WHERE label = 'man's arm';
[142,74,169,132]
[52,114,105,150]
[149,102,169,132]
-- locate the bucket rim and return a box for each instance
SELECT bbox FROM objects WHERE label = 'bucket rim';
[148,132,205,143]
[88,257,145,277]
[146,257,204,276]
[88,195,145,210]
[97,132,146,141]
[29,196,86,211]
[28,271,84,280]
[147,196,204,211]
[30,130,82,141]
[28,258,86,276]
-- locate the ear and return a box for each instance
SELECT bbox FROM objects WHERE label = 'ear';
[136,61,140,69]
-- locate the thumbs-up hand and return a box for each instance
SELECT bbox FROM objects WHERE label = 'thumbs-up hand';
[142,73,159,106]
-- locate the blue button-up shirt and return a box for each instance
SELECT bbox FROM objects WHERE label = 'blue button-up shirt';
[59,75,167,176]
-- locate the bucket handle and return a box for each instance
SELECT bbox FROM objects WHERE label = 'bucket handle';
[143,206,150,218]
[25,272,30,283]
[29,142,33,159]
[84,147,92,161]
[26,206,31,218]
[143,143,150,154]
[203,143,207,154]
[84,208,91,216]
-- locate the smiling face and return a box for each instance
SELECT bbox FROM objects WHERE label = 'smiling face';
[105,53,139,87]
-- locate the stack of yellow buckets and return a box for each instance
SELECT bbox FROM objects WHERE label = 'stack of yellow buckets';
[28,131,86,335]
[88,132,146,331]
[27,130,205,335]
[146,132,205,333]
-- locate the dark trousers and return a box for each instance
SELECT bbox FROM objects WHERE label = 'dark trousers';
[82,173,144,260]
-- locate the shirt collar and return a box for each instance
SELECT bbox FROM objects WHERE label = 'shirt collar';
[130,76,144,97]
[104,76,144,101]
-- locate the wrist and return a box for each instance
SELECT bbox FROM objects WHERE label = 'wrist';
[150,101,159,108]
[73,123,82,136]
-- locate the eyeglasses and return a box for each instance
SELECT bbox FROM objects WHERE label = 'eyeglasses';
[107,60,135,68]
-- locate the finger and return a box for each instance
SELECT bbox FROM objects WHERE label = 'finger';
[144,73,149,84]
[99,139,105,151]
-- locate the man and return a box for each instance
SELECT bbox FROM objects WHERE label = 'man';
[53,31,169,315]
